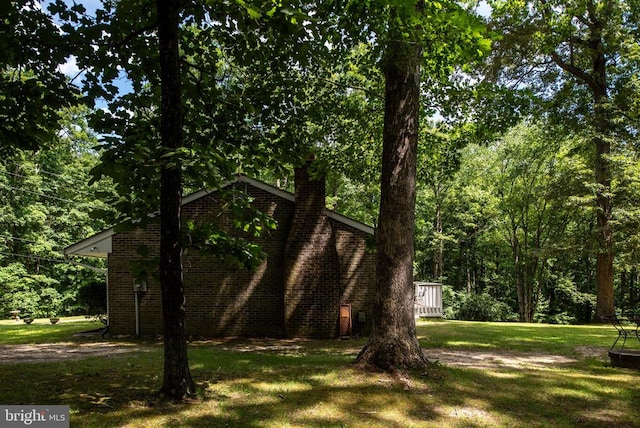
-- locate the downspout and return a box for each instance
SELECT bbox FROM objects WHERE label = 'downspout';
[133,279,147,338]
[105,270,109,328]
[134,290,140,338]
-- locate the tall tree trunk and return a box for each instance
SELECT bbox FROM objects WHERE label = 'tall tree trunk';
[632,269,638,308]
[432,193,444,280]
[592,61,614,319]
[594,136,614,317]
[455,240,466,291]
[513,243,536,322]
[356,29,428,372]
[584,254,593,323]
[621,270,628,310]
[156,0,195,399]
[512,236,526,321]
[515,263,528,322]
[546,5,615,319]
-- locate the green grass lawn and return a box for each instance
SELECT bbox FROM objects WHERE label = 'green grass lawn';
[0,318,638,427]
[0,316,105,344]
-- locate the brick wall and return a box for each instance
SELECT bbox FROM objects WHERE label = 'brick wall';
[283,166,341,337]
[181,182,290,337]
[332,221,376,337]
[108,225,163,336]
[107,175,375,338]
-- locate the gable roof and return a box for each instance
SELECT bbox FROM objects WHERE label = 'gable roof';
[62,228,114,258]
[61,175,374,258]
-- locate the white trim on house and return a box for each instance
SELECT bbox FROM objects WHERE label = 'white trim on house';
[62,175,374,257]
[61,228,114,258]
[239,175,295,202]
[326,211,375,235]
[181,175,295,206]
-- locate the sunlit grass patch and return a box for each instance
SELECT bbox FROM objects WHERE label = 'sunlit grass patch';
[0,316,103,345]
[439,340,497,349]
[417,319,616,354]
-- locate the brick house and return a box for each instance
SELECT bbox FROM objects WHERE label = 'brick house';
[63,166,376,338]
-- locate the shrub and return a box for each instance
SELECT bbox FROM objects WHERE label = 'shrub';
[39,288,63,318]
[4,290,40,318]
[76,282,107,314]
[441,285,459,319]
[537,274,596,324]
[457,292,516,322]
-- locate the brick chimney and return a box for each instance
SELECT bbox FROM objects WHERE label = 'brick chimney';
[283,160,341,337]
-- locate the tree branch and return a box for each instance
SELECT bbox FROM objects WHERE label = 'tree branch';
[550,51,599,92]
[110,23,157,51]
[319,77,382,99]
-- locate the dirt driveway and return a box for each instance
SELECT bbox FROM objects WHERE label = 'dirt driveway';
[0,342,152,364]
[0,339,608,370]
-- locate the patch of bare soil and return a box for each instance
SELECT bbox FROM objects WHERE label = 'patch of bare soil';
[425,349,578,369]
[424,346,607,370]
[0,338,610,370]
[426,345,608,369]
[0,342,151,364]
[198,338,611,370]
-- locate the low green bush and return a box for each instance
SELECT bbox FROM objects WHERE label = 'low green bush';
[449,290,516,322]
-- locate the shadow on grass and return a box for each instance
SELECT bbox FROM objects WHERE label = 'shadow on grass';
[1,345,636,427]
[0,327,637,427]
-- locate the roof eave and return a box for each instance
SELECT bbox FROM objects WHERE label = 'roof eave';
[61,229,114,258]
[62,174,374,257]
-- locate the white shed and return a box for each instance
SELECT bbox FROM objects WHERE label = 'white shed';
[414,282,443,318]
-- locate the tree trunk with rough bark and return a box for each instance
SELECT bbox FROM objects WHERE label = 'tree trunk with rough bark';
[433,193,444,280]
[547,9,614,319]
[156,0,195,399]
[356,33,428,372]
[592,46,614,320]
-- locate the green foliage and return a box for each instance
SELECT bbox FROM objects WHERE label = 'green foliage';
[76,282,107,315]
[454,290,517,322]
[0,0,78,153]
[485,0,640,317]
[442,284,516,322]
[38,287,64,317]
[183,191,278,271]
[441,284,459,319]
[0,106,109,319]
[417,120,607,323]
[0,264,61,318]
[432,110,640,322]
[539,273,596,324]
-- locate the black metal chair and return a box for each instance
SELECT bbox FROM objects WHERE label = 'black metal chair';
[601,315,637,351]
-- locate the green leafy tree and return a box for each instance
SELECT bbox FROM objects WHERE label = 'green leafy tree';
[432,122,602,323]
[0,105,108,319]
[58,0,334,399]
[487,0,640,318]
[0,0,78,153]
[352,0,490,371]
[1,0,104,320]
[609,147,640,313]
[416,124,466,281]
[153,0,195,399]
[436,143,502,294]
[490,123,590,321]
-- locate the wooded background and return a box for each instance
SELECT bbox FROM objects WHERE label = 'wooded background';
[3,0,640,327]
